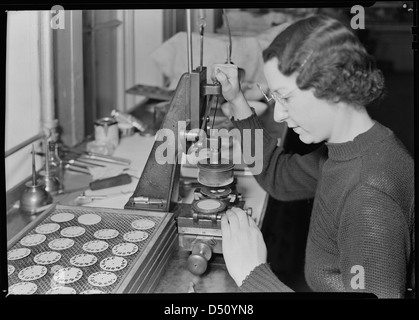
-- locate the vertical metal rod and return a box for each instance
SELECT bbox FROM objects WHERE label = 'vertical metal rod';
[186,9,193,73]
[31,145,36,186]
[198,9,205,68]
[39,11,57,135]
[44,140,50,177]
[200,26,204,68]
[91,10,97,123]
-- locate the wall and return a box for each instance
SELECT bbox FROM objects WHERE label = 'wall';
[85,9,164,119]
[5,11,43,191]
[122,9,164,112]
[133,10,164,88]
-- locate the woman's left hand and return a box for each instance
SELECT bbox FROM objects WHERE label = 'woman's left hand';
[221,207,267,287]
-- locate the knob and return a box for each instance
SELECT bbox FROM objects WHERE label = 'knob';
[187,242,212,276]
[244,207,252,216]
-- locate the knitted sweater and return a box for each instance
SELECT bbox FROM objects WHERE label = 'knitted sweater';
[231,112,415,298]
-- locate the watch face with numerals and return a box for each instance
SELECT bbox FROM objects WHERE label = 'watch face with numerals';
[18,265,48,281]
[100,256,128,272]
[82,240,109,253]
[70,254,97,267]
[123,230,148,243]
[8,248,31,261]
[35,223,60,234]
[46,286,76,294]
[34,251,62,265]
[94,229,119,240]
[20,234,47,247]
[48,238,75,251]
[9,282,38,295]
[88,271,118,287]
[60,226,86,238]
[53,267,83,284]
[131,219,155,230]
[112,243,138,256]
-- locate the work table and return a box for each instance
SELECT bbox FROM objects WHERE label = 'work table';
[6,125,271,293]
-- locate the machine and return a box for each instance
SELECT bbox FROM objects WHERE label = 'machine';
[124,9,251,275]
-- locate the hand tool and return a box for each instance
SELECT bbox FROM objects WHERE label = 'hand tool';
[67,159,105,168]
[73,190,134,205]
[58,173,132,195]
[61,146,131,166]
[79,153,131,166]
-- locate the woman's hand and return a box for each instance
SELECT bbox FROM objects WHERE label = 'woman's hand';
[212,64,243,103]
[212,64,254,120]
[221,207,267,287]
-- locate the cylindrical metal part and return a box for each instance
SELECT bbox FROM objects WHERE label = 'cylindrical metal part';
[187,242,212,275]
[193,212,218,222]
[206,136,221,165]
[200,186,232,199]
[244,207,253,216]
[184,131,200,142]
[203,84,222,96]
[197,159,234,187]
[186,9,193,73]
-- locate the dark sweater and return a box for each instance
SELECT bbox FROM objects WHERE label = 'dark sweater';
[231,112,415,298]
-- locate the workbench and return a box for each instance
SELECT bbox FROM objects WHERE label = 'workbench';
[6,127,270,294]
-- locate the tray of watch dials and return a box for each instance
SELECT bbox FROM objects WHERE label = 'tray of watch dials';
[7,204,177,295]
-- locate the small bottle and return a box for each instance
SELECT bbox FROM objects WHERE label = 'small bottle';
[47,141,64,192]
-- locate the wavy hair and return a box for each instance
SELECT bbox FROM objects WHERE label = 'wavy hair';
[262,15,385,107]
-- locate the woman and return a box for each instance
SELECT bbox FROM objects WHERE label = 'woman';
[213,15,415,298]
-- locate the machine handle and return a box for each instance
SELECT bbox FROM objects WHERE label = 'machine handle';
[187,242,212,276]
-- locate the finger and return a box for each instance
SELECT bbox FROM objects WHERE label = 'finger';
[225,209,240,230]
[214,69,229,85]
[221,214,231,239]
[210,68,219,82]
[248,215,258,228]
[230,207,249,227]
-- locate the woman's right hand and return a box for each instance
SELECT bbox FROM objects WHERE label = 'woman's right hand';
[212,64,253,120]
[213,64,243,104]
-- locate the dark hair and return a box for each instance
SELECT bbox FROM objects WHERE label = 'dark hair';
[262,15,385,107]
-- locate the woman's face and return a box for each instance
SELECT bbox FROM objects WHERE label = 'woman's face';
[263,58,338,144]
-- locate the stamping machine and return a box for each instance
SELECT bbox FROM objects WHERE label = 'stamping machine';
[125,9,251,276]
